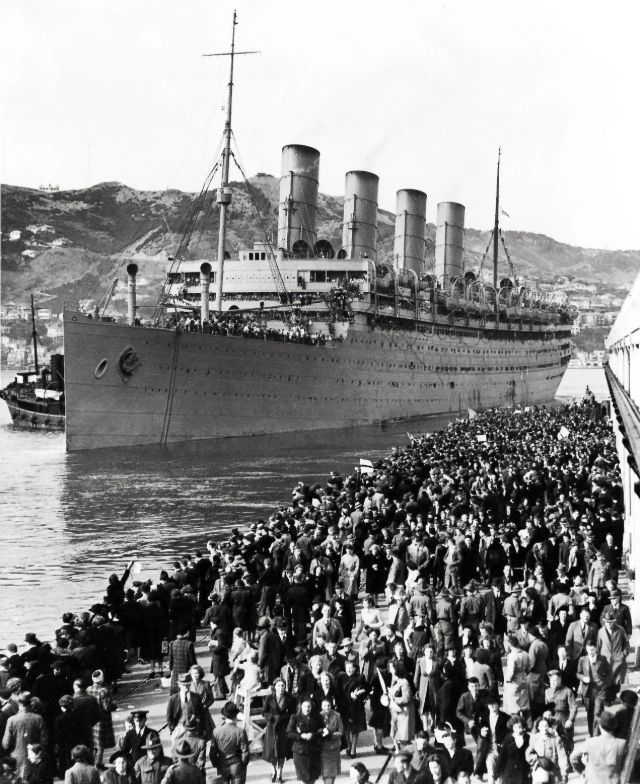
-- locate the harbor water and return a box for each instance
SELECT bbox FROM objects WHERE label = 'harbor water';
[0,367,605,645]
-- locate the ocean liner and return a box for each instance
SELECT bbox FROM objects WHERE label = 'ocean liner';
[62,15,574,452]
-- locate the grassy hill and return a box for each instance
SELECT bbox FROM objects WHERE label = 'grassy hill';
[2,177,639,313]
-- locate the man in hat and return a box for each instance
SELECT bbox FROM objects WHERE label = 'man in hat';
[545,670,577,752]
[161,741,204,784]
[209,702,249,784]
[501,583,522,636]
[121,711,158,765]
[570,710,626,783]
[170,718,206,770]
[165,675,207,739]
[256,617,282,684]
[434,588,458,657]
[576,641,613,736]
[601,587,632,637]
[596,607,629,686]
[71,679,101,749]
[134,734,172,784]
[168,635,196,694]
[330,582,356,639]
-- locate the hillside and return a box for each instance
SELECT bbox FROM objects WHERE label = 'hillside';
[2,177,639,313]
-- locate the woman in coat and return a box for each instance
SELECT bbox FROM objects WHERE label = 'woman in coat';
[208,627,230,700]
[188,665,215,740]
[368,657,391,753]
[413,644,442,732]
[101,753,135,784]
[286,698,323,784]
[337,659,368,757]
[359,628,388,685]
[503,635,531,717]
[319,697,344,784]
[338,543,360,598]
[387,660,415,751]
[310,672,337,713]
[86,670,115,769]
[363,545,388,600]
[263,679,296,783]
[494,718,531,784]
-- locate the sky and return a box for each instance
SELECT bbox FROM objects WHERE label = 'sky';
[1,0,639,250]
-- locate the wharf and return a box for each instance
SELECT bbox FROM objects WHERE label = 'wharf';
[106,590,640,784]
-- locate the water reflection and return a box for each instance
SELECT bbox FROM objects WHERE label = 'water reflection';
[4,415,454,643]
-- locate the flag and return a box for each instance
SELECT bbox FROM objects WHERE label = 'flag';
[501,208,510,218]
[557,425,570,440]
[476,434,487,443]
[468,408,477,419]
[359,458,375,476]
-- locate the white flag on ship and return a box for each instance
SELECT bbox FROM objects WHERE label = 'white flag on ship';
[359,458,375,476]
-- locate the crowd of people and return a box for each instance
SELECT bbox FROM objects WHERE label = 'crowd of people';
[160,312,332,346]
[1,394,636,784]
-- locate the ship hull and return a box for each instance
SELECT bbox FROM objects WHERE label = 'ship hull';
[63,311,570,451]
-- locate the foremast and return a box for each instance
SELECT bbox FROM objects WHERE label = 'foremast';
[214,12,237,311]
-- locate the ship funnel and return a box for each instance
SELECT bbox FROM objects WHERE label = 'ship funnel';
[341,171,379,259]
[126,263,138,326]
[394,189,427,276]
[435,202,465,282]
[200,262,211,324]
[277,144,320,257]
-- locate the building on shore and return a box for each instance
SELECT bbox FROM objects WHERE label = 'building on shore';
[606,268,640,614]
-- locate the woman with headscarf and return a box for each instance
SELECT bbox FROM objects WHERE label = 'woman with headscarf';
[262,679,296,783]
[319,697,343,784]
[286,698,323,784]
[387,660,415,751]
[86,670,115,769]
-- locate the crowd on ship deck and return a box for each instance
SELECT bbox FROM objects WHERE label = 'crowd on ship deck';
[1,393,636,784]
[160,313,331,345]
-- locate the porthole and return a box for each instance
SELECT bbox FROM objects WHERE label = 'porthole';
[94,359,109,379]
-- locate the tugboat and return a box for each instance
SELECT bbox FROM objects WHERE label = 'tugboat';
[1,295,65,430]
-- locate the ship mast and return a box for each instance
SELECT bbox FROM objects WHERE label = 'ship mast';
[493,147,501,291]
[203,12,258,313]
[30,293,39,375]
[214,12,237,312]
